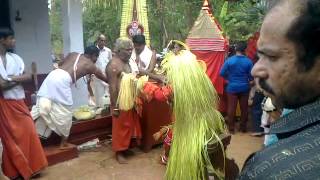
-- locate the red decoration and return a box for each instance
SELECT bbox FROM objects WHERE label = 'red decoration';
[246,32,260,63]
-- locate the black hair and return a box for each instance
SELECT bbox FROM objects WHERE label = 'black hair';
[173,42,183,48]
[235,42,247,54]
[84,45,99,57]
[132,34,146,45]
[286,0,320,71]
[169,41,183,50]
[228,44,236,57]
[0,28,14,40]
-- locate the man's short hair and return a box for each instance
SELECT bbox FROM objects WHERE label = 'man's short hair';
[285,0,320,71]
[0,28,14,39]
[235,42,247,54]
[132,34,146,45]
[114,37,133,52]
[97,34,106,41]
[84,45,100,56]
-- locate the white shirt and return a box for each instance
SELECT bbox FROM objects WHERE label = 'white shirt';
[0,52,25,100]
[96,46,112,72]
[129,46,153,74]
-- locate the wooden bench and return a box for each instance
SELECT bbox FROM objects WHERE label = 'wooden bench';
[41,115,112,166]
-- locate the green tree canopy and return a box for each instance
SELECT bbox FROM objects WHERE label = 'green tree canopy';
[49,0,268,53]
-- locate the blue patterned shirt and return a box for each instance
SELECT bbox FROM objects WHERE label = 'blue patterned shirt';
[239,99,320,179]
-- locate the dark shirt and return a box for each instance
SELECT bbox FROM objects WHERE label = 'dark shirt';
[239,99,320,179]
[220,55,253,93]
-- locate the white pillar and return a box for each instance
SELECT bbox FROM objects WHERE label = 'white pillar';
[62,0,88,108]
[62,0,84,54]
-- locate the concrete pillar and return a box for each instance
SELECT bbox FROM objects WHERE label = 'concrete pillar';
[62,0,88,107]
[62,0,84,54]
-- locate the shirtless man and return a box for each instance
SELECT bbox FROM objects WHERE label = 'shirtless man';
[31,45,108,149]
[106,38,142,163]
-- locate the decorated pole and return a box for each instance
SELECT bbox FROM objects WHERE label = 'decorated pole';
[120,0,150,45]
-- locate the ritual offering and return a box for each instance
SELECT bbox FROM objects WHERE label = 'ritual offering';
[73,106,96,121]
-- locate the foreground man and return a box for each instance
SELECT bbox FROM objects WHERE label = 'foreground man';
[0,28,48,179]
[31,45,108,149]
[239,0,320,179]
[106,38,141,164]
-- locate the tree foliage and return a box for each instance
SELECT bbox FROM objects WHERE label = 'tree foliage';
[147,0,203,50]
[49,0,269,53]
[82,0,122,48]
[49,0,63,55]
[220,0,267,43]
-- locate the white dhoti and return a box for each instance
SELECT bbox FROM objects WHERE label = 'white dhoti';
[32,68,74,138]
[31,97,72,138]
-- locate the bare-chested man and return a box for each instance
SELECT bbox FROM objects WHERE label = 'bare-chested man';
[106,38,142,163]
[31,45,108,148]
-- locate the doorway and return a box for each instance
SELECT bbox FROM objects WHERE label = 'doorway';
[0,0,11,28]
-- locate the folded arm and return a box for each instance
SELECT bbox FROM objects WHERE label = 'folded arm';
[9,72,32,83]
[0,76,19,90]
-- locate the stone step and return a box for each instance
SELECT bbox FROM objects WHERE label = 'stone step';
[68,127,112,145]
[44,143,78,166]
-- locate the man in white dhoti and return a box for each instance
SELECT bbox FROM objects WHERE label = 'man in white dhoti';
[31,45,108,149]
[129,35,156,75]
[92,34,112,108]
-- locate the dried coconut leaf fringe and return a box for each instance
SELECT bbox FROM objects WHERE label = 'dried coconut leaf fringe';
[165,51,227,180]
[117,73,137,111]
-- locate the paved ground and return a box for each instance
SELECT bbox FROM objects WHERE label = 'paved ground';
[36,133,263,180]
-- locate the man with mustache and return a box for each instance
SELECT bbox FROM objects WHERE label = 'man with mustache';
[106,38,142,164]
[239,0,320,179]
